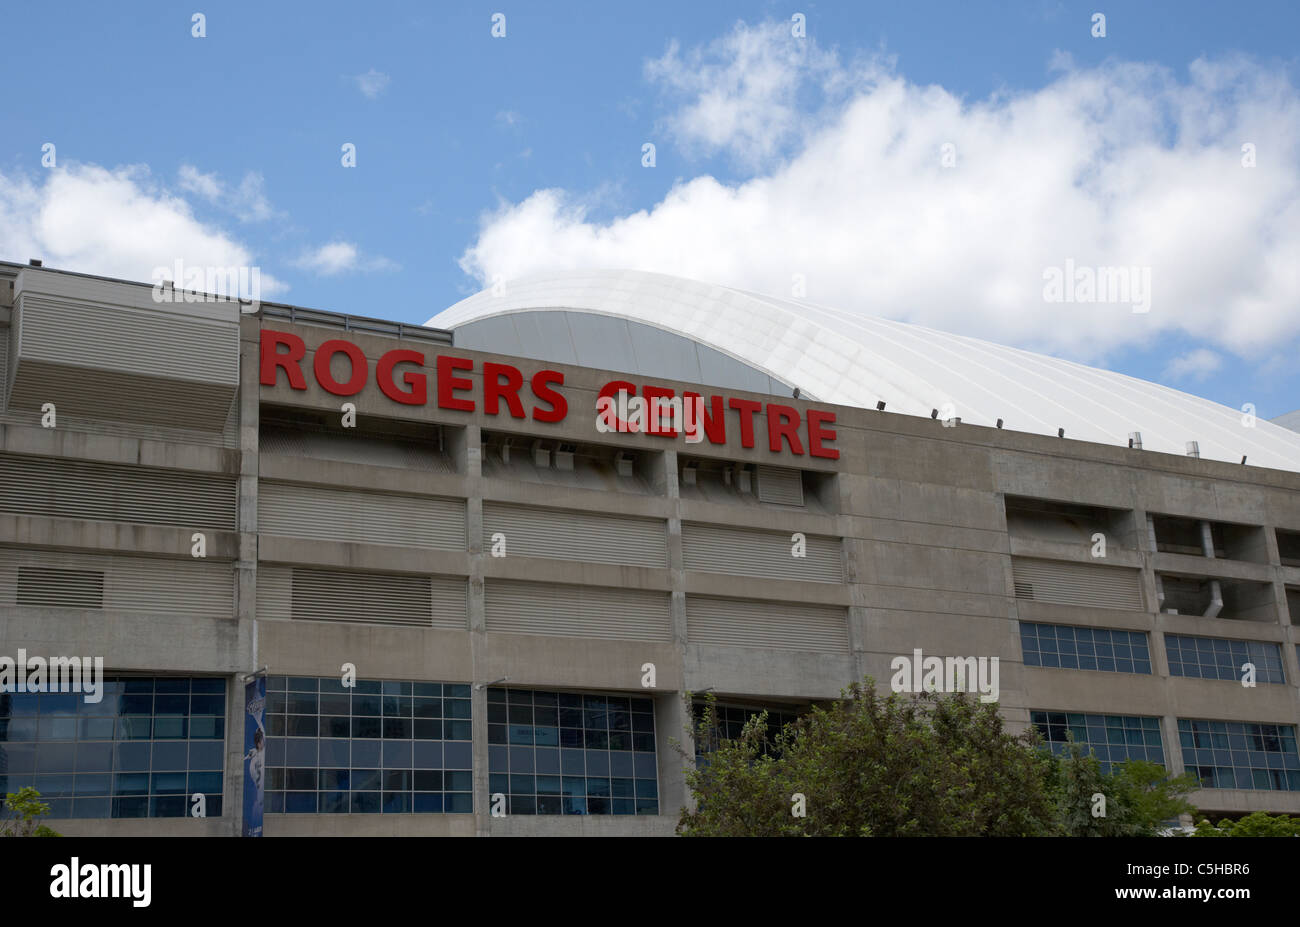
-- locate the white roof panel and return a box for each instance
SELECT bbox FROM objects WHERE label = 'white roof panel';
[429,270,1300,474]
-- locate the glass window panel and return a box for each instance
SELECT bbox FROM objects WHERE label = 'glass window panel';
[320,716,350,739]
[488,688,659,815]
[320,791,349,814]
[35,743,77,773]
[321,769,350,790]
[319,694,351,715]
[37,717,78,741]
[445,721,471,741]
[351,769,381,791]
[75,742,114,773]
[152,717,186,739]
[256,675,477,814]
[415,699,443,720]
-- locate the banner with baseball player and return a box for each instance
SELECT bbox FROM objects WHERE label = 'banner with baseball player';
[242,676,266,837]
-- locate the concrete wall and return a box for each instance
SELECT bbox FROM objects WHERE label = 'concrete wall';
[3,271,1300,835]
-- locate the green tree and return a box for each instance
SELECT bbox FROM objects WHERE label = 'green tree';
[1111,760,1198,834]
[0,787,61,837]
[1049,741,1196,836]
[1189,811,1300,836]
[678,680,1059,836]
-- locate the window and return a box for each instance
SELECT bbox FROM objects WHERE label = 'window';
[487,688,658,815]
[1030,711,1164,773]
[692,701,801,767]
[264,676,473,814]
[1020,623,1151,674]
[1166,636,1285,684]
[1178,719,1300,791]
[0,677,226,819]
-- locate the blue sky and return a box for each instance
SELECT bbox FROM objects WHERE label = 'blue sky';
[2,1,1298,417]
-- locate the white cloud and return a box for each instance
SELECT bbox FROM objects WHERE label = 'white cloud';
[294,242,357,275]
[177,164,222,200]
[0,163,286,295]
[1163,348,1223,381]
[644,20,852,168]
[178,164,276,222]
[461,25,1300,364]
[293,241,398,275]
[355,69,391,99]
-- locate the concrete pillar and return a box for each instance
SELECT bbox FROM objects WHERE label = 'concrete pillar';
[1161,714,1184,793]
[659,449,691,819]
[654,689,692,822]
[663,449,687,649]
[232,316,263,837]
[458,425,492,835]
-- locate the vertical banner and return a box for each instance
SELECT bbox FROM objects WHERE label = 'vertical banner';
[242,676,266,837]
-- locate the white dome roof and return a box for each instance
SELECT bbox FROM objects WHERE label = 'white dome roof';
[429,269,1300,473]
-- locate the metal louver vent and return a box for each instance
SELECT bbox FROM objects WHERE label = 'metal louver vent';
[1011,558,1143,610]
[484,580,672,641]
[481,503,667,568]
[686,596,848,652]
[0,453,236,530]
[682,523,841,583]
[0,327,9,408]
[756,465,804,506]
[259,482,466,550]
[289,568,467,629]
[0,549,230,618]
[17,566,104,608]
[10,281,238,431]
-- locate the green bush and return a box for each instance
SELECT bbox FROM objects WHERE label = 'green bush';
[0,787,61,838]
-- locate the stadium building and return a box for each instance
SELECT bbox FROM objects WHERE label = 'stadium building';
[2,261,1299,836]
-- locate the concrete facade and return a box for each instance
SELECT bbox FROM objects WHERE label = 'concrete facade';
[2,262,1299,836]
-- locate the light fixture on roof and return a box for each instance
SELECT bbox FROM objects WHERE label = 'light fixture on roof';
[792,388,800,399]
[1128,432,1142,449]
[930,409,938,419]
[1241,456,1248,465]
[876,401,886,411]
[28,258,42,267]
[1058,428,1065,438]
[996,418,1003,429]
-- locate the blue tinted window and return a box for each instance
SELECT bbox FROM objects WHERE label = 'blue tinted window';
[264,676,472,815]
[487,687,657,816]
[1019,623,1150,674]
[0,677,225,818]
[692,701,801,771]
[1178,719,1300,791]
[1166,635,1285,684]
[1030,710,1164,773]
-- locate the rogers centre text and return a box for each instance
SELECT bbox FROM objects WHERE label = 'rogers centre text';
[259,329,838,459]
